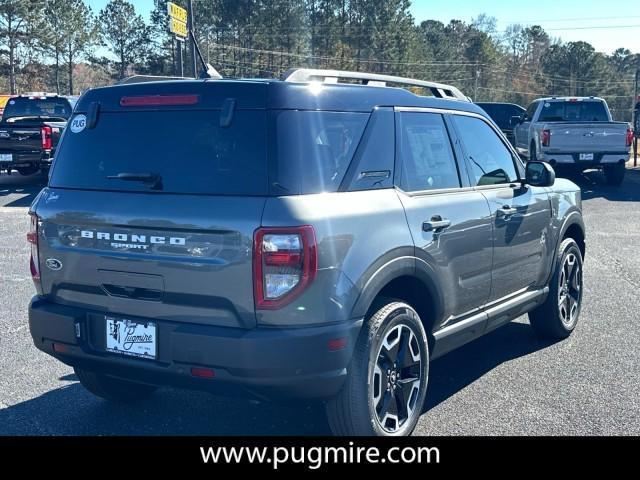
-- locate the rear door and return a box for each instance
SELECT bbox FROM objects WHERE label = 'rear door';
[35,85,270,329]
[450,113,553,302]
[394,109,493,328]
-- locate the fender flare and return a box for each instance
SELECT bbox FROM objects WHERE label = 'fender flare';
[350,254,444,332]
[546,211,585,283]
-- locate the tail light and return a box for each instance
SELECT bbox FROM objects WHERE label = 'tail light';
[41,126,52,150]
[27,212,42,293]
[254,226,317,309]
[627,128,634,147]
[541,129,551,147]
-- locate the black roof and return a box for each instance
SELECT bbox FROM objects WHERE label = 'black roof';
[75,78,488,117]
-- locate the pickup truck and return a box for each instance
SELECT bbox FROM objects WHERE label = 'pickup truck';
[0,94,76,176]
[513,97,633,185]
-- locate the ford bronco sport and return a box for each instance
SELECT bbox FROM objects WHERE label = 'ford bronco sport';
[28,69,586,436]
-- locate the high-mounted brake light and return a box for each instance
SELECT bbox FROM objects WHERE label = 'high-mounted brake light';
[254,226,317,309]
[41,126,52,150]
[627,128,634,147]
[119,95,199,107]
[541,129,551,147]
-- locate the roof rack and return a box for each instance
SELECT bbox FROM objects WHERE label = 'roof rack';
[281,68,468,101]
[116,75,192,85]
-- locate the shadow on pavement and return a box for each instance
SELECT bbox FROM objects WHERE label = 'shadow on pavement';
[0,172,47,208]
[0,321,556,435]
[559,167,640,202]
[425,322,558,412]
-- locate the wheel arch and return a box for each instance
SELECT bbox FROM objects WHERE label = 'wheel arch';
[350,256,444,349]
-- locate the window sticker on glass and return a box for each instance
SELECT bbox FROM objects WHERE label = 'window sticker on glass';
[69,114,87,133]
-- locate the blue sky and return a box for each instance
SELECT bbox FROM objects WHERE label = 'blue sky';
[86,0,640,54]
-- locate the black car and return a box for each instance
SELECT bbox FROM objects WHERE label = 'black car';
[476,102,525,146]
[0,94,76,175]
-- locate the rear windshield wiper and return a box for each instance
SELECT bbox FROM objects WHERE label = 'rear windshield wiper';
[107,172,163,190]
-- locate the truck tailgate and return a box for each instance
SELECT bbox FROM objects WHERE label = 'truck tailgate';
[546,122,628,152]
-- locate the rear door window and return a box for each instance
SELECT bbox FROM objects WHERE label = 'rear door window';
[451,114,519,186]
[50,110,268,195]
[396,112,461,192]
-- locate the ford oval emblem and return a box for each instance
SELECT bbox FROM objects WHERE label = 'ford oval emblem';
[45,258,63,271]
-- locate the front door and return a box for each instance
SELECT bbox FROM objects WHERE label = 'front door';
[450,113,552,302]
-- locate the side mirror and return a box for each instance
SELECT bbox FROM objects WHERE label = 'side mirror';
[525,161,555,187]
[510,115,524,126]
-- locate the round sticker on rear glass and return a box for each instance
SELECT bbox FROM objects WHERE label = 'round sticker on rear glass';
[69,114,87,133]
[544,102,551,108]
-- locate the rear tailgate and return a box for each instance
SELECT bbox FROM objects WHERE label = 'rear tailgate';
[545,122,628,152]
[35,189,264,329]
[0,125,41,155]
[33,80,270,329]
[0,121,64,155]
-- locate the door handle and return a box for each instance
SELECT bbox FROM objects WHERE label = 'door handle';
[422,215,451,232]
[497,205,518,218]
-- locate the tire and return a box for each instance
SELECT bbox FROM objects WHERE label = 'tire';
[529,238,583,339]
[326,300,430,436]
[74,367,157,403]
[603,163,625,186]
[16,165,39,176]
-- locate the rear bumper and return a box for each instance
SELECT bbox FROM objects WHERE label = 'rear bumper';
[0,151,53,168]
[538,150,629,166]
[29,297,362,400]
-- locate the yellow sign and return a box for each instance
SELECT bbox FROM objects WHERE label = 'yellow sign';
[167,2,187,23]
[169,17,188,38]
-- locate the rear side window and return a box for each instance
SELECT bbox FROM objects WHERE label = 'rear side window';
[538,101,609,122]
[2,97,72,122]
[452,115,518,186]
[397,112,461,192]
[477,104,524,129]
[50,110,268,195]
[273,111,368,194]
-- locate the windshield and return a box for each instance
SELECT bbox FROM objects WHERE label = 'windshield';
[538,100,609,122]
[1,97,73,122]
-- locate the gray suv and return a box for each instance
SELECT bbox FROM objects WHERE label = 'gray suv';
[28,69,585,436]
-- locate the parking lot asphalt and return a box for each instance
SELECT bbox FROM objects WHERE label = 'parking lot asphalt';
[1,168,639,435]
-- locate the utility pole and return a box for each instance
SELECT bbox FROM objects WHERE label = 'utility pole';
[188,0,197,78]
[474,63,480,101]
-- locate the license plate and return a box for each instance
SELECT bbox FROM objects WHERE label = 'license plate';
[0,153,12,162]
[105,316,157,359]
[579,153,594,161]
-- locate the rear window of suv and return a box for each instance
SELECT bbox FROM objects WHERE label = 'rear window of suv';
[538,100,609,122]
[50,110,269,195]
[50,109,368,196]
